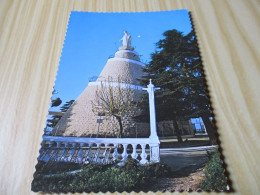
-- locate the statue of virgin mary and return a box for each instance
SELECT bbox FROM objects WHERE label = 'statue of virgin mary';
[120,31,131,47]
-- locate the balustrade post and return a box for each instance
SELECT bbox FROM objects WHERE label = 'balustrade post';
[131,144,138,160]
[51,141,61,161]
[121,144,128,162]
[67,143,76,162]
[77,143,85,163]
[102,143,110,164]
[42,141,53,162]
[49,141,53,147]
[140,144,148,164]
[61,142,69,162]
[112,144,119,161]
[83,143,93,163]
[56,142,64,162]
[93,143,101,163]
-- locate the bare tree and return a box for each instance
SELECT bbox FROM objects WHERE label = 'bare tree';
[91,76,140,138]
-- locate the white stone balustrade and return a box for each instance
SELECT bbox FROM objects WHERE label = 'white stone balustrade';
[39,80,161,165]
[38,135,160,165]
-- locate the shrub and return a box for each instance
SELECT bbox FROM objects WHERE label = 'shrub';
[31,158,171,193]
[200,150,228,191]
[35,161,83,174]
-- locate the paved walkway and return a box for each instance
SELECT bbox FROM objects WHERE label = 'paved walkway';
[160,146,217,175]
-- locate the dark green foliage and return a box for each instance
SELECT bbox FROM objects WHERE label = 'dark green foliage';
[60,100,75,112]
[47,100,75,130]
[137,29,216,144]
[140,161,171,178]
[51,97,62,107]
[200,150,228,191]
[32,158,171,193]
[34,161,83,174]
[139,30,207,119]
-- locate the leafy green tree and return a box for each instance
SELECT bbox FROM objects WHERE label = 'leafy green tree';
[50,89,62,107]
[47,100,75,129]
[51,97,62,107]
[60,100,75,112]
[138,29,216,144]
[91,77,139,138]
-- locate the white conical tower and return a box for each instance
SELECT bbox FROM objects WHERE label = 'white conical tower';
[52,33,150,137]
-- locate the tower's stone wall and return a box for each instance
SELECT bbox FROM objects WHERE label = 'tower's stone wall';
[52,84,151,137]
[114,50,140,61]
[97,60,144,85]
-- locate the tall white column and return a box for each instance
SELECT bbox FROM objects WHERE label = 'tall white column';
[143,79,160,163]
[143,79,160,143]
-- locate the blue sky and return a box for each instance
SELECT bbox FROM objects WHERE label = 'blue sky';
[50,10,192,111]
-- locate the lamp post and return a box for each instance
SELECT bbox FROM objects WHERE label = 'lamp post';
[143,79,160,163]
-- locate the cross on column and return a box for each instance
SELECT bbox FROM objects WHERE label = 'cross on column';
[142,79,160,143]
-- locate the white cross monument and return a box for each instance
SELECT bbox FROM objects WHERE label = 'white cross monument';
[143,79,160,163]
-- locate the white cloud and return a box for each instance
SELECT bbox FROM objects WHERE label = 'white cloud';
[137,35,141,38]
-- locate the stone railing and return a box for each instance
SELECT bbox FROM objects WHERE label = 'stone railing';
[38,136,160,165]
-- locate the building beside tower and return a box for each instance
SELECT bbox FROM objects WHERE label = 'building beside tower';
[51,32,194,138]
